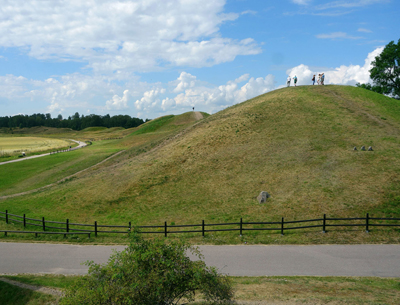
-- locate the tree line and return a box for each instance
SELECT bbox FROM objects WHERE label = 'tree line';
[0,112,147,131]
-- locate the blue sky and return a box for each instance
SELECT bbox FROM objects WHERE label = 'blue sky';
[0,0,398,120]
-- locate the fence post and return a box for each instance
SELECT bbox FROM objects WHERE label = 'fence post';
[95,221,98,237]
[240,218,243,236]
[323,214,326,233]
[6,210,8,224]
[366,213,369,233]
[42,217,45,231]
[202,220,205,237]
[164,221,167,238]
[129,221,131,232]
[23,214,26,228]
[66,219,69,233]
[281,217,284,236]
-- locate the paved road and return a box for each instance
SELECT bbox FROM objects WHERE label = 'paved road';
[0,139,86,166]
[1,243,399,277]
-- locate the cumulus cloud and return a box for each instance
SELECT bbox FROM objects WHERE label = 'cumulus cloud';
[160,72,275,114]
[106,90,130,110]
[286,46,384,86]
[173,72,197,93]
[0,0,261,73]
[135,88,166,111]
[0,75,28,99]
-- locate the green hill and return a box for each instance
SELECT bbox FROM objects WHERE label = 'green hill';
[1,86,400,244]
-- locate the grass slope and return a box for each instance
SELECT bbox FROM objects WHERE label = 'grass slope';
[0,112,204,199]
[1,86,400,244]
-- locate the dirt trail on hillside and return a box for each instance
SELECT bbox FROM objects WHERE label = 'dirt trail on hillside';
[193,111,203,120]
[0,150,125,200]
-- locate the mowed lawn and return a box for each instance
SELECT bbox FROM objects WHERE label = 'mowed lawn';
[0,141,122,196]
[2,274,400,305]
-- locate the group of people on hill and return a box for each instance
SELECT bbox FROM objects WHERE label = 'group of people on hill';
[286,73,325,87]
[312,73,325,85]
[286,75,297,87]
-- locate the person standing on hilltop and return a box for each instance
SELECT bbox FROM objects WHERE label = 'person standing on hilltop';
[312,75,316,85]
[317,74,321,85]
[321,73,325,85]
[287,76,291,87]
[293,75,298,86]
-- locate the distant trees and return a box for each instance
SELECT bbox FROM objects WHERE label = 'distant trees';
[357,39,400,99]
[0,112,145,131]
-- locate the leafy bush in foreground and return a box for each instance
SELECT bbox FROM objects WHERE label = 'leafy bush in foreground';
[61,230,234,305]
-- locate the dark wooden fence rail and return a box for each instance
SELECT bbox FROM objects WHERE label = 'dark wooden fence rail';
[1,210,400,238]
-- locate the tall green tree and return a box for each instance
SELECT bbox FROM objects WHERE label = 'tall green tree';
[61,231,234,305]
[369,39,400,99]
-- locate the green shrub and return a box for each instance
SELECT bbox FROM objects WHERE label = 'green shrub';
[61,229,234,305]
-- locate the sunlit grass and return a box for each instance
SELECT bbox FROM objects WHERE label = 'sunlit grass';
[1,87,400,245]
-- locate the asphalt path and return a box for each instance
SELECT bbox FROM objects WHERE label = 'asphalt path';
[0,139,86,166]
[1,243,399,277]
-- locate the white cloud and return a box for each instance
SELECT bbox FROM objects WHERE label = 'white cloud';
[286,46,384,86]
[106,90,130,110]
[316,0,390,10]
[292,0,313,5]
[288,0,389,16]
[161,72,276,114]
[135,88,166,111]
[173,72,197,93]
[0,75,28,99]
[0,0,261,73]
[316,32,364,39]
[358,28,372,33]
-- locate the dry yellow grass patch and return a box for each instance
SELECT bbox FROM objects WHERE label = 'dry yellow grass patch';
[232,276,400,304]
[0,136,71,155]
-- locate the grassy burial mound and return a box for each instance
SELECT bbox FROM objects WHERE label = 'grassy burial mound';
[1,86,400,243]
[0,112,206,197]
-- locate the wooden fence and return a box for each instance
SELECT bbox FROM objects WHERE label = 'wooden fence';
[1,210,399,238]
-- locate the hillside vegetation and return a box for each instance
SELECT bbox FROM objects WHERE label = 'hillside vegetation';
[1,86,400,244]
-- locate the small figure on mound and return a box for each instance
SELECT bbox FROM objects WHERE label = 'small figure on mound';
[287,76,291,87]
[321,73,325,85]
[312,75,316,85]
[192,107,195,111]
[293,75,298,86]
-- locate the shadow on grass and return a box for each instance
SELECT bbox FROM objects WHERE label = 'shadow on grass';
[0,280,56,305]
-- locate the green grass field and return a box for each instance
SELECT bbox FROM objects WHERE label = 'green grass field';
[2,274,400,304]
[1,86,400,245]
